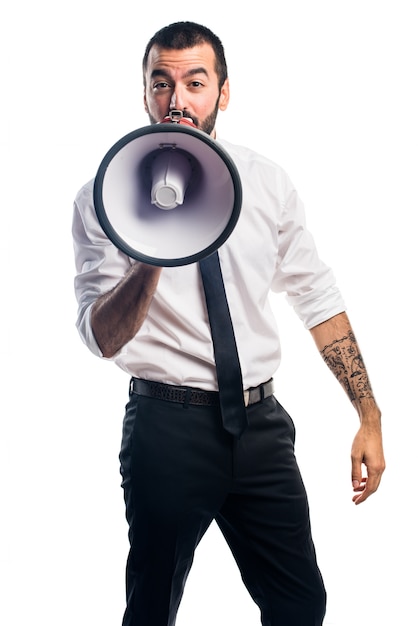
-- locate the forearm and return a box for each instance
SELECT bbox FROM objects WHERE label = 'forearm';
[309,312,381,424]
[91,263,162,358]
[310,311,385,502]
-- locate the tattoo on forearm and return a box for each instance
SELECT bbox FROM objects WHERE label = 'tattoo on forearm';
[320,330,374,403]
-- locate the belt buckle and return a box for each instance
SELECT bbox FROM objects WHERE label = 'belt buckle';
[243,389,250,407]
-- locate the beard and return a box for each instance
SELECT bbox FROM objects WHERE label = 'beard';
[148,95,220,136]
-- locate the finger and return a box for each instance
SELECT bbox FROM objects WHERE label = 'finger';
[353,478,367,492]
[353,471,383,504]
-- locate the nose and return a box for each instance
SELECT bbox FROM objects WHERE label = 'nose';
[169,92,177,110]
[169,86,186,111]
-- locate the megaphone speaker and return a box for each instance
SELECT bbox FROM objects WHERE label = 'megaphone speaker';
[93,115,242,266]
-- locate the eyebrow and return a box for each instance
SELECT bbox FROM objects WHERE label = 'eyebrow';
[150,67,209,80]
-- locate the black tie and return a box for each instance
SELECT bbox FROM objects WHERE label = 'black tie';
[199,251,248,437]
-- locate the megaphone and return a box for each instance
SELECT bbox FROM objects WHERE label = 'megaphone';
[93,112,242,267]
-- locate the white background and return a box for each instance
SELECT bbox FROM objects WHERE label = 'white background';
[2,1,417,625]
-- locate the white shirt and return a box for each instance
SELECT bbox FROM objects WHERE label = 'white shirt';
[72,137,345,391]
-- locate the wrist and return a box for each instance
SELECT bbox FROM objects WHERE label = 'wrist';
[354,398,382,425]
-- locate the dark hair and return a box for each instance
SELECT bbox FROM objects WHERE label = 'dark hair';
[142,21,228,89]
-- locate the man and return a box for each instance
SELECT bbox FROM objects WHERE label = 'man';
[72,21,385,626]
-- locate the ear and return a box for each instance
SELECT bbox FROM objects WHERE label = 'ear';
[218,78,230,111]
[143,90,149,114]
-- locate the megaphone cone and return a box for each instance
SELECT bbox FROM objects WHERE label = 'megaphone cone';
[93,118,242,267]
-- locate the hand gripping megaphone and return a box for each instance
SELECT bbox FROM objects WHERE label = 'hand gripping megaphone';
[93,111,242,267]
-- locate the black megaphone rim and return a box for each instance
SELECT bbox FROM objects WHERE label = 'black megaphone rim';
[93,123,242,267]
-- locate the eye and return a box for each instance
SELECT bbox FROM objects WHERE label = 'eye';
[153,81,172,91]
[190,80,203,88]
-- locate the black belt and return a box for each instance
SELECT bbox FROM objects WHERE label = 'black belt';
[130,378,274,407]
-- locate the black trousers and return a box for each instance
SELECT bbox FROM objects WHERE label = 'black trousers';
[119,387,326,626]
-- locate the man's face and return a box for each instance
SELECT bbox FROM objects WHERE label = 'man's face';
[143,43,229,137]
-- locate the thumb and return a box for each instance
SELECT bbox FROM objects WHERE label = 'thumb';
[351,455,364,491]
